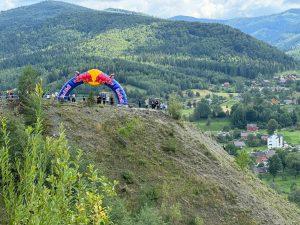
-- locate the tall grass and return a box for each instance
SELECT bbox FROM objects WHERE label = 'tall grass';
[0,83,115,224]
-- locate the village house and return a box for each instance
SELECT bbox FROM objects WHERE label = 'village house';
[251,151,268,164]
[217,131,231,138]
[253,167,268,174]
[241,131,249,140]
[283,99,297,105]
[265,150,276,158]
[251,150,276,163]
[267,134,284,149]
[223,82,230,88]
[234,141,246,149]
[271,98,280,105]
[247,124,259,132]
[260,135,269,142]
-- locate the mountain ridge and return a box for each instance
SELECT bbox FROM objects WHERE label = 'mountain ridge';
[0,1,296,98]
[170,8,300,58]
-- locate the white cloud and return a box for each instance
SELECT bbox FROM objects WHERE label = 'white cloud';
[1,0,300,19]
[0,0,16,11]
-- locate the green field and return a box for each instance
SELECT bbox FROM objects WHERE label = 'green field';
[197,118,231,131]
[189,89,238,99]
[280,130,300,145]
[258,129,300,146]
[243,146,267,153]
[260,173,300,196]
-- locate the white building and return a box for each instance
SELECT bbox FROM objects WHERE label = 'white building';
[267,134,284,149]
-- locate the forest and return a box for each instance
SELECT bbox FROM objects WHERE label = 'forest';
[0,1,297,100]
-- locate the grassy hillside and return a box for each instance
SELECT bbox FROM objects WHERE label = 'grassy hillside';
[0,1,295,99]
[42,104,300,225]
[171,9,300,58]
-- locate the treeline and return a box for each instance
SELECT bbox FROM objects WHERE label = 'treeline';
[230,92,298,129]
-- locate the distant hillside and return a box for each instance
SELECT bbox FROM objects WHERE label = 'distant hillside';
[0,1,296,99]
[170,9,300,58]
[43,104,300,225]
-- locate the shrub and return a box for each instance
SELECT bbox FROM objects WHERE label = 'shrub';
[236,151,251,170]
[118,117,141,138]
[121,171,134,184]
[168,95,183,120]
[87,91,96,106]
[140,186,161,206]
[18,66,39,107]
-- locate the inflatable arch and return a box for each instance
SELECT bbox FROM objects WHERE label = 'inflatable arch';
[58,69,128,105]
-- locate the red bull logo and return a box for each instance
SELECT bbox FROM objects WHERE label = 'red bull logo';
[74,69,113,86]
[95,74,113,85]
[74,73,93,84]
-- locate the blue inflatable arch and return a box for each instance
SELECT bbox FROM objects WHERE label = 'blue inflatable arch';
[58,69,128,105]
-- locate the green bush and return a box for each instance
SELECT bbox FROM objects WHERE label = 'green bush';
[168,95,183,120]
[118,117,141,138]
[121,171,135,184]
[140,186,161,206]
[87,91,96,106]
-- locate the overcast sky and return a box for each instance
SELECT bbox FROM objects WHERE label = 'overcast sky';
[1,0,300,19]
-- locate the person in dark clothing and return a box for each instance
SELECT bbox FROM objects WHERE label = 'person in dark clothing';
[102,94,106,105]
[110,94,114,106]
[155,99,160,109]
[71,94,76,102]
[82,96,86,101]
[96,96,100,104]
[138,100,142,108]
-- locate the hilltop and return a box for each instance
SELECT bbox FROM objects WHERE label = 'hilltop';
[0,1,295,97]
[170,9,300,59]
[39,104,300,225]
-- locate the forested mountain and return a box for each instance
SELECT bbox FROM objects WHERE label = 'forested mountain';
[171,9,300,59]
[0,1,296,99]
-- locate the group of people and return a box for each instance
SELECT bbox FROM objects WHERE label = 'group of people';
[41,92,168,110]
[144,98,167,110]
[48,92,115,106]
[96,93,114,105]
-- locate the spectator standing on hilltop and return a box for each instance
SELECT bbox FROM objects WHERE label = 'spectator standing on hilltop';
[71,94,76,102]
[97,95,101,104]
[155,99,160,109]
[110,94,114,106]
[138,100,142,108]
[145,99,149,108]
[102,94,106,105]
